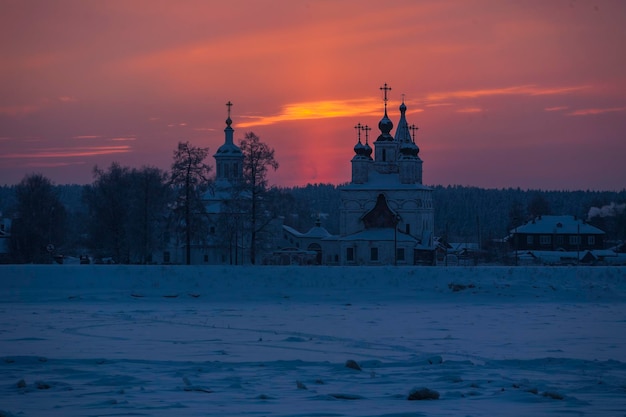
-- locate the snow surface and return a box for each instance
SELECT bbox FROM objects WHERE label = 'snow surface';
[1,265,625,416]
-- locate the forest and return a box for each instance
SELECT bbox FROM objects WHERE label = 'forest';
[2,177,625,264]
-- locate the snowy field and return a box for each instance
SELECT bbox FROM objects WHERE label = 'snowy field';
[1,265,626,417]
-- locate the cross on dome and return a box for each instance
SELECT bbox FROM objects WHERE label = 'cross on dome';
[380,83,392,111]
[225,101,233,126]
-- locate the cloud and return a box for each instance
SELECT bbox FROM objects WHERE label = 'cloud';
[238,97,381,128]
[456,107,483,113]
[0,105,39,117]
[25,161,87,168]
[110,137,136,141]
[425,84,589,102]
[567,107,626,116]
[58,96,79,103]
[73,135,102,139]
[0,146,132,159]
[544,106,568,112]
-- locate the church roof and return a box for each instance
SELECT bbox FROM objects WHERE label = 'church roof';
[510,215,605,235]
[339,228,418,243]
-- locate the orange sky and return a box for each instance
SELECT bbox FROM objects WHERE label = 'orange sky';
[1,0,625,190]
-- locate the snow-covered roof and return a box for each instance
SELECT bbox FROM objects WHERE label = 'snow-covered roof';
[340,228,418,243]
[302,225,332,239]
[511,215,605,235]
[282,225,302,237]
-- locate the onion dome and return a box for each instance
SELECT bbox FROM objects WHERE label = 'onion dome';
[364,140,373,159]
[376,111,394,141]
[353,139,366,156]
[400,140,420,157]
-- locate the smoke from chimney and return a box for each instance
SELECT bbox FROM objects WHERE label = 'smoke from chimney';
[587,202,626,220]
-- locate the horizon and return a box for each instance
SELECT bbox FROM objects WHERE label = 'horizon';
[1,1,625,191]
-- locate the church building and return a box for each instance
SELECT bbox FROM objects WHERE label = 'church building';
[338,84,435,265]
[283,84,435,265]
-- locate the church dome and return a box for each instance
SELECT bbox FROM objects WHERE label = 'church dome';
[364,141,373,159]
[377,112,394,141]
[353,140,366,156]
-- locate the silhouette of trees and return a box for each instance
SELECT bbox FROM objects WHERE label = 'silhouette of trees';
[10,174,67,263]
[528,192,551,218]
[239,132,279,264]
[84,163,133,263]
[127,166,171,264]
[170,141,212,265]
[84,164,170,263]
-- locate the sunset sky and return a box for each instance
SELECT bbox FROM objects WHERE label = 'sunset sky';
[1,0,625,190]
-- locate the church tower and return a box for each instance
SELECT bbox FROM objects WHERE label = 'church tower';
[214,101,243,189]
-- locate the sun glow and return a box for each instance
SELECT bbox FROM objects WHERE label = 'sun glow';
[238,98,382,128]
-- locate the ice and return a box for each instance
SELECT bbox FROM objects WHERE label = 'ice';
[1,265,625,416]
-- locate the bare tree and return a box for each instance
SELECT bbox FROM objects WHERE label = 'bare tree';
[240,132,279,264]
[84,163,133,263]
[170,141,212,265]
[128,166,171,264]
[10,174,67,263]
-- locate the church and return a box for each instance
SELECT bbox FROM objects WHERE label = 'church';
[282,84,435,265]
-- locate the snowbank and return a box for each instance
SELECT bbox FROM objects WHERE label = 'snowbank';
[2,265,625,303]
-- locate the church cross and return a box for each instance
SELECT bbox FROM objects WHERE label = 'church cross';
[363,125,371,144]
[380,83,392,110]
[354,122,362,142]
[409,124,419,142]
[226,101,233,118]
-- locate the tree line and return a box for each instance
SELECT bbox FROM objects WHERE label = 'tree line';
[1,153,625,264]
[2,133,278,264]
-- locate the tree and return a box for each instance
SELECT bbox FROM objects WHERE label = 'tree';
[239,132,279,264]
[83,164,171,264]
[10,174,66,263]
[170,141,212,265]
[84,163,133,263]
[528,192,551,218]
[127,166,171,264]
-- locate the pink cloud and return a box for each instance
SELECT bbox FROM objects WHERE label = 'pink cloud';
[567,107,626,116]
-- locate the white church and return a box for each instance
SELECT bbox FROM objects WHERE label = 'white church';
[282,84,435,265]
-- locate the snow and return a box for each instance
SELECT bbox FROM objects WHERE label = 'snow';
[1,265,625,416]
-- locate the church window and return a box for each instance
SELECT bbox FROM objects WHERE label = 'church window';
[370,247,379,261]
[382,149,386,162]
[527,236,534,245]
[540,235,551,245]
[203,254,209,263]
[588,236,595,245]
[346,247,354,262]
[405,224,411,235]
[397,248,405,261]
[163,251,170,263]
[232,163,237,178]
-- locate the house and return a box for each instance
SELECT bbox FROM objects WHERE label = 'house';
[0,217,11,263]
[509,215,605,252]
